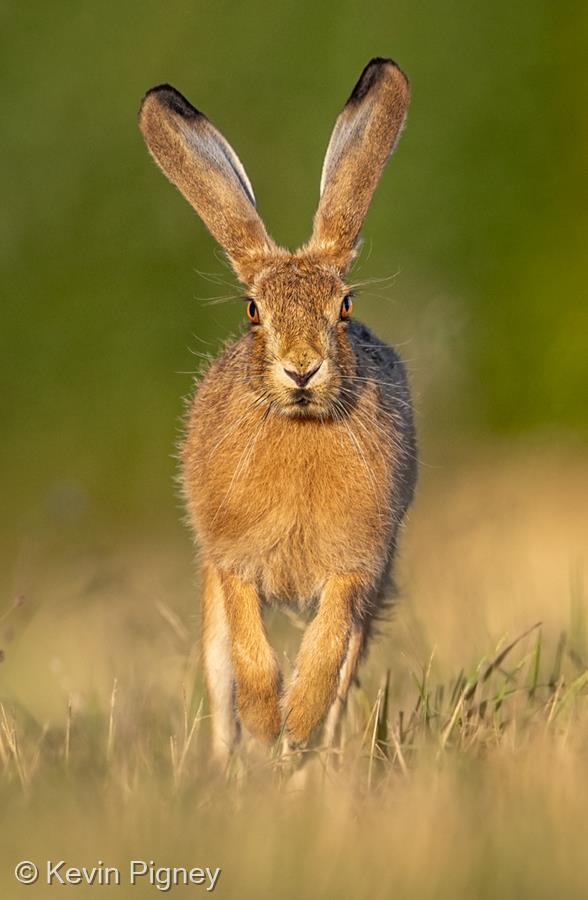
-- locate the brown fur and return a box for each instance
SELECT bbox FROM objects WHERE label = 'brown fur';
[139,59,417,760]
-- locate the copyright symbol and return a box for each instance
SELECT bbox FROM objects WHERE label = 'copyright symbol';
[15,861,39,884]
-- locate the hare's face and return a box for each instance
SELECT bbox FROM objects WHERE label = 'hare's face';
[246,256,356,418]
[139,60,410,417]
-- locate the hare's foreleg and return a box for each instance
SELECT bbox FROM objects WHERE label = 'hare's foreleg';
[201,564,239,764]
[220,572,282,743]
[322,623,366,748]
[285,574,365,745]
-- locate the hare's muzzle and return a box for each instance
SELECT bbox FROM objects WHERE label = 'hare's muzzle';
[283,361,323,388]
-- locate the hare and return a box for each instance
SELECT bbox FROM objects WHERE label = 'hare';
[139,58,417,762]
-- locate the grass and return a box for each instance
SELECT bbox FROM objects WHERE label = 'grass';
[1,443,587,898]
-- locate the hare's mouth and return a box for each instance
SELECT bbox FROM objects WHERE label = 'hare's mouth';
[279,387,331,419]
[292,389,311,407]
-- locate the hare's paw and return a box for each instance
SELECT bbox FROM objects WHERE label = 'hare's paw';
[235,661,282,744]
[284,672,337,745]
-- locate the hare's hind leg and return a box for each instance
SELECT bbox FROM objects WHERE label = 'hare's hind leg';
[220,572,282,744]
[322,623,366,749]
[201,564,239,764]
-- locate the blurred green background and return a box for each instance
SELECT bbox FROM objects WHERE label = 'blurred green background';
[2,0,587,538]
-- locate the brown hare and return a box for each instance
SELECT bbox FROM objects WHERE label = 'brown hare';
[139,58,417,763]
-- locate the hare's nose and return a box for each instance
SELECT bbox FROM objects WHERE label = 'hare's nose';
[283,361,323,388]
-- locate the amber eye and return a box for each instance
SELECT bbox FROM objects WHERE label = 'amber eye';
[340,295,352,320]
[247,299,260,324]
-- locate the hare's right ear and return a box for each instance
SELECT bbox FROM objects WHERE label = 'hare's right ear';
[139,85,276,285]
[306,58,410,273]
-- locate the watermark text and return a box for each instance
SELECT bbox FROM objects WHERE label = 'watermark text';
[14,859,221,892]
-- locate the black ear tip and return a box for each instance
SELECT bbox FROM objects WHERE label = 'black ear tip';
[349,57,409,104]
[139,84,203,120]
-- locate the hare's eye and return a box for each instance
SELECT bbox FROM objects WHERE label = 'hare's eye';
[340,295,352,320]
[247,300,260,324]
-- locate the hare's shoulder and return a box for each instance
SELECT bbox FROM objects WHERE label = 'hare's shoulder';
[349,320,407,384]
[350,320,416,501]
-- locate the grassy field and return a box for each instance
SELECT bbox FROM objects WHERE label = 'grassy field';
[1,444,587,898]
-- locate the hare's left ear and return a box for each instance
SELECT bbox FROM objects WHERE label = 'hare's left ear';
[306,58,410,272]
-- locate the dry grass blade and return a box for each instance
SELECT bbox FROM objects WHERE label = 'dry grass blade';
[0,594,26,626]
[410,649,436,729]
[156,600,190,644]
[0,704,27,790]
[106,677,118,764]
[549,632,567,687]
[553,670,588,719]
[376,671,391,752]
[64,695,73,767]
[0,723,8,771]
[170,734,178,777]
[389,726,409,777]
[528,630,542,699]
[280,606,307,632]
[172,697,205,788]
[545,677,564,728]
[367,687,384,790]
[464,622,542,701]
[439,689,466,754]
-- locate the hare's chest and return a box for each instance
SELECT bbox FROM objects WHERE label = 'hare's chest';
[193,417,391,599]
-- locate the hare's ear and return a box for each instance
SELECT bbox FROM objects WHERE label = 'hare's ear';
[307,58,410,272]
[139,85,276,284]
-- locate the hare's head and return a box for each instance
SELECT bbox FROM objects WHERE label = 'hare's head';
[139,58,410,417]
